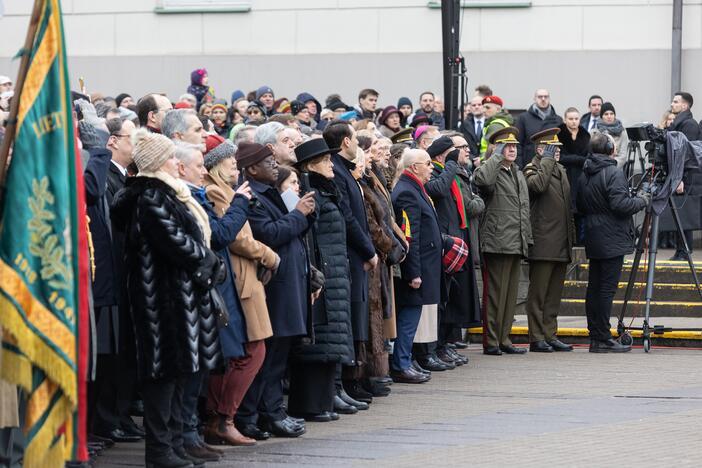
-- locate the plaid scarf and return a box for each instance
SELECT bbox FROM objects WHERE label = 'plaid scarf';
[432,161,467,229]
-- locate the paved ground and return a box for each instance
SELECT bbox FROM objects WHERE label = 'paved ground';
[96,344,702,467]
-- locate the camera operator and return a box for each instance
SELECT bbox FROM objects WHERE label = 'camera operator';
[576,133,648,353]
[668,92,701,261]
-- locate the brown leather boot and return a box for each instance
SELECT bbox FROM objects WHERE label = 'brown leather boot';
[215,416,256,446]
[203,413,222,445]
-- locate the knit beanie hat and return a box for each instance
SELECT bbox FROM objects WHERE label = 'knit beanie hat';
[131,128,175,173]
[326,97,348,112]
[230,89,245,103]
[397,97,412,109]
[204,139,236,170]
[601,102,616,116]
[191,68,207,86]
[256,85,274,100]
[235,142,273,169]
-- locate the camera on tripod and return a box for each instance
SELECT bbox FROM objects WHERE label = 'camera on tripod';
[626,124,667,173]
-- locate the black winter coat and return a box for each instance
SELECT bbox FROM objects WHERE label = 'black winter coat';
[247,178,311,338]
[459,115,484,158]
[558,123,591,212]
[331,153,375,303]
[111,177,223,379]
[670,110,701,141]
[425,160,465,239]
[516,104,564,168]
[292,172,354,364]
[576,154,647,259]
[392,173,443,307]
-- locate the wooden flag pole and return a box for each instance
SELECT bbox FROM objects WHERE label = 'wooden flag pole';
[0,0,45,203]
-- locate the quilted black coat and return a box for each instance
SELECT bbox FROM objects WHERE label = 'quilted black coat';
[291,172,354,364]
[111,176,222,380]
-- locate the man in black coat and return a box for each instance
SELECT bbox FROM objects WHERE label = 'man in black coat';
[83,117,144,443]
[391,149,443,384]
[579,95,603,132]
[515,89,563,168]
[322,121,378,402]
[576,133,648,353]
[459,95,486,164]
[234,142,316,439]
[669,92,702,260]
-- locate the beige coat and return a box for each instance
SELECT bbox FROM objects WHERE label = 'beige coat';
[0,328,19,428]
[204,173,278,342]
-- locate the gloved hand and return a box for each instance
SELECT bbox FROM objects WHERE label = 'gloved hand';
[493,143,506,158]
[638,191,652,207]
[75,98,103,128]
[445,149,460,164]
[542,145,557,159]
[78,120,107,150]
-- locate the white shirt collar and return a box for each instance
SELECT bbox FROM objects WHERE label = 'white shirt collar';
[111,159,128,177]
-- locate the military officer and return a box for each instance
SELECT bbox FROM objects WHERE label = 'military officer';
[523,128,574,352]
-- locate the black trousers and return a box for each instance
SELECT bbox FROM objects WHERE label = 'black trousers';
[675,230,694,254]
[90,353,137,435]
[288,362,335,415]
[585,256,624,342]
[142,374,187,459]
[236,336,292,426]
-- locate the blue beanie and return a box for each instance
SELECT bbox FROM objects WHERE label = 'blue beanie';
[397,96,412,109]
[256,85,274,100]
[230,89,245,103]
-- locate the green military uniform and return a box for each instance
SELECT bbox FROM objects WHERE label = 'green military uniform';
[523,128,575,351]
[474,127,532,353]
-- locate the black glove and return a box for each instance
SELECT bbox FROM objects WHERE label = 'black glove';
[542,145,557,159]
[310,265,325,292]
[445,149,460,163]
[639,191,652,208]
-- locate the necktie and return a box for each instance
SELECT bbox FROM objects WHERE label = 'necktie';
[475,119,483,137]
[590,117,597,131]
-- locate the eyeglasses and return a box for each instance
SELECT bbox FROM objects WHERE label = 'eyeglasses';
[536,95,549,99]
[112,133,130,138]
[256,158,277,169]
[455,144,469,150]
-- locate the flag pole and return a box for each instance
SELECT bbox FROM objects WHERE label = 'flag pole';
[0,0,45,203]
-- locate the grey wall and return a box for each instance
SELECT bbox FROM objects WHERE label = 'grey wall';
[3,49,701,126]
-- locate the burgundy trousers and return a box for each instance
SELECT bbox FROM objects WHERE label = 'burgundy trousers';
[207,340,265,418]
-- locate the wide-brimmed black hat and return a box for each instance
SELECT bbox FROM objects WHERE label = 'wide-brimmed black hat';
[294,138,339,167]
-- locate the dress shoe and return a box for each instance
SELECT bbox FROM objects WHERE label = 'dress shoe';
[669,251,690,261]
[262,418,306,438]
[88,433,115,449]
[361,378,391,397]
[121,417,146,438]
[145,452,194,468]
[411,360,431,375]
[483,346,502,355]
[235,422,270,441]
[291,412,332,423]
[371,375,393,386]
[337,388,369,410]
[205,415,256,446]
[286,415,306,425]
[177,447,208,467]
[529,340,554,353]
[452,340,469,349]
[547,339,574,352]
[333,395,359,414]
[390,368,430,384]
[96,428,142,443]
[328,411,340,421]
[436,348,463,369]
[417,355,450,372]
[589,339,632,353]
[203,443,224,455]
[500,344,528,354]
[446,347,469,364]
[344,379,373,404]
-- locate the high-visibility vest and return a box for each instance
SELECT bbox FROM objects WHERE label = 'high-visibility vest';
[479,117,511,157]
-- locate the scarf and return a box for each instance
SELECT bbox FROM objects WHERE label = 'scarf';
[595,119,624,136]
[432,161,467,229]
[138,170,212,247]
[531,103,553,121]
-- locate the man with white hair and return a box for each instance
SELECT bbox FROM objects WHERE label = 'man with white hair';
[390,149,443,383]
[178,93,198,108]
[162,109,207,150]
[255,122,296,165]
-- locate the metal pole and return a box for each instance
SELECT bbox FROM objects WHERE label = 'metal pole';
[441,0,460,130]
[671,0,683,96]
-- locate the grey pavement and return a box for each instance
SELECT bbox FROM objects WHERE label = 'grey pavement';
[95,345,702,467]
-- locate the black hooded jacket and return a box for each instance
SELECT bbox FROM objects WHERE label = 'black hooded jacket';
[576,154,646,259]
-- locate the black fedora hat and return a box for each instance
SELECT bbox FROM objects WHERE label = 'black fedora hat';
[294,138,339,167]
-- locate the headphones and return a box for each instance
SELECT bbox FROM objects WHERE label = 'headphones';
[603,135,615,155]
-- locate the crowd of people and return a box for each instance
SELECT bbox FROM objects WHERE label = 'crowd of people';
[1,68,700,468]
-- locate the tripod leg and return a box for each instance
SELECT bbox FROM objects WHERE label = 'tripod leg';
[618,208,651,333]
[642,214,660,352]
[668,198,702,300]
